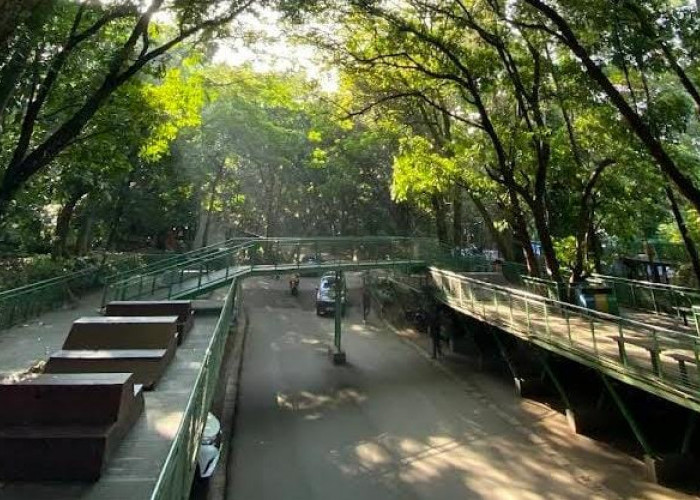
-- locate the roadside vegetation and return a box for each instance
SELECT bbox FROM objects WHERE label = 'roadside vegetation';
[1,1,700,286]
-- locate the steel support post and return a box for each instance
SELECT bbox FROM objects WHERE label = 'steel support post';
[599,373,654,457]
[536,351,573,410]
[680,412,698,455]
[332,270,346,364]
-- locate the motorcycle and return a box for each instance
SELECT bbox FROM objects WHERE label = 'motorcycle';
[289,274,300,296]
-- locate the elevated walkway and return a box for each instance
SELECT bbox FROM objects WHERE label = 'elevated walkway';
[4,237,700,495]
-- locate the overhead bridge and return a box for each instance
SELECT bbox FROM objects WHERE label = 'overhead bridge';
[3,236,700,496]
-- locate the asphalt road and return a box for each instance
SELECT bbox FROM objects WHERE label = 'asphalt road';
[225,274,691,500]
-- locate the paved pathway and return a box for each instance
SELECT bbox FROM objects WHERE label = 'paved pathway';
[227,275,696,500]
[0,290,104,375]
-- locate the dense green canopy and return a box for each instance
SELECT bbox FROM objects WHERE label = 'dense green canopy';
[1,0,700,285]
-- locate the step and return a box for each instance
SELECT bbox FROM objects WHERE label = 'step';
[104,300,194,343]
[63,316,178,350]
[45,345,175,390]
[0,374,144,481]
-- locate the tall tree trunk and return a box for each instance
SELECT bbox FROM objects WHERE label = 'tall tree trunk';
[524,0,700,214]
[531,198,561,281]
[507,188,539,275]
[587,220,603,273]
[431,194,449,245]
[469,193,513,260]
[75,200,96,255]
[666,185,700,287]
[452,185,463,249]
[51,191,83,258]
[104,167,135,251]
[201,160,225,248]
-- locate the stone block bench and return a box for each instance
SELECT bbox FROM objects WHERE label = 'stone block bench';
[0,373,144,481]
[105,300,194,344]
[45,348,173,390]
[63,316,179,350]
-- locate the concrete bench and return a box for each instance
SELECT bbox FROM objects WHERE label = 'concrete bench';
[664,352,698,385]
[63,316,179,350]
[45,348,174,390]
[0,373,144,481]
[105,300,194,344]
[672,306,693,327]
[609,336,663,375]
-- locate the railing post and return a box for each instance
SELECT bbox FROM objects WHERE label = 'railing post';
[509,294,514,328]
[564,307,572,344]
[650,287,658,314]
[618,322,628,367]
[525,299,532,335]
[651,328,663,379]
[590,316,598,356]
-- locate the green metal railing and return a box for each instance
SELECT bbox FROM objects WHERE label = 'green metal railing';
[432,251,529,284]
[0,254,144,330]
[104,237,437,305]
[592,273,700,318]
[146,236,437,499]
[414,267,700,411]
[103,237,256,285]
[150,272,242,500]
[521,275,565,300]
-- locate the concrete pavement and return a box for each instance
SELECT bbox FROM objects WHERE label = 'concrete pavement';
[227,275,695,500]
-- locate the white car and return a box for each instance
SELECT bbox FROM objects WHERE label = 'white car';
[197,413,222,479]
[315,272,347,316]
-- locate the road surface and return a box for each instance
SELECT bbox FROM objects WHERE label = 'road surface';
[226,274,695,500]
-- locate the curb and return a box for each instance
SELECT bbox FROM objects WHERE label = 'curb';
[206,306,251,500]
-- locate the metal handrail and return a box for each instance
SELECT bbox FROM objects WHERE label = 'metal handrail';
[103,237,438,305]
[150,272,242,500]
[591,273,700,316]
[0,254,144,330]
[422,267,700,406]
[103,237,256,283]
[591,273,700,294]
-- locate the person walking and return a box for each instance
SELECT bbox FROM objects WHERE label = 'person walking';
[362,277,371,322]
[430,302,442,359]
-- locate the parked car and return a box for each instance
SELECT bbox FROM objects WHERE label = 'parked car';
[316,272,347,316]
[197,413,222,480]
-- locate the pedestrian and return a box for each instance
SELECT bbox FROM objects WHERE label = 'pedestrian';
[430,303,442,359]
[362,280,371,322]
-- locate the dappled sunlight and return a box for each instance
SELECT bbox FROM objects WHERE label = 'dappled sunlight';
[275,387,367,413]
[355,441,392,469]
[321,428,621,500]
[152,410,183,440]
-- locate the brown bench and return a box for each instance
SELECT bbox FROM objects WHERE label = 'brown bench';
[105,300,194,344]
[63,316,178,350]
[672,306,693,327]
[609,336,663,375]
[45,348,174,390]
[664,352,698,385]
[0,373,144,481]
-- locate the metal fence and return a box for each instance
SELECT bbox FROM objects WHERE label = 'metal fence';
[419,267,700,411]
[103,237,437,305]
[591,273,700,318]
[0,254,144,330]
[149,272,242,500]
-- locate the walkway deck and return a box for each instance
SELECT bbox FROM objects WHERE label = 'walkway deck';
[0,294,222,500]
[419,268,700,414]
